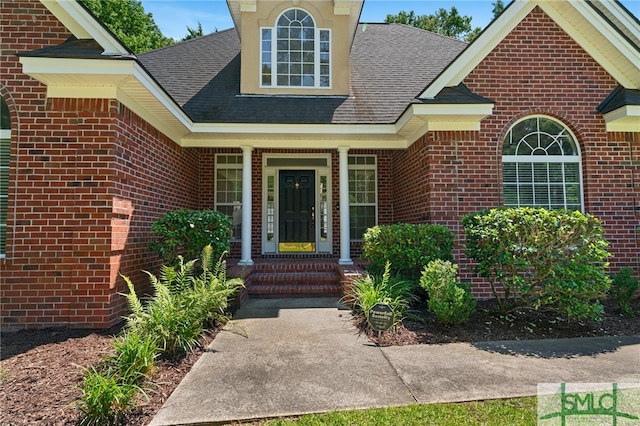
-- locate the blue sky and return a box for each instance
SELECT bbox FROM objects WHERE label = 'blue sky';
[140,0,639,40]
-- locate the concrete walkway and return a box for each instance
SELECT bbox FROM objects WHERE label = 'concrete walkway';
[149,298,640,426]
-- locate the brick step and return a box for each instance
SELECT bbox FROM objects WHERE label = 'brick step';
[252,261,337,273]
[248,283,343,298]
[250,271,340,285]
[248,269,343,298]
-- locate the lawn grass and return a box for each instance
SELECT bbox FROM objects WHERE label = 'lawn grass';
[264,397,537,425]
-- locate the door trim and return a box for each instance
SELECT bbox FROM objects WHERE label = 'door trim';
[262,153,332,254]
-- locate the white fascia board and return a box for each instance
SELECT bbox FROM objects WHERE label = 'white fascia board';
[410,103,494,117]
[130,63,192,129]
[40,0,129,55]
[606,1,640,41]
[180,135,408,149]
[116,88,190,142]
[603,105,640,132]
[190,122,397,135]
[419,1,535,99]
[547,1,640,88]
[20,56,193,141]
[397,103,494,128]
[20,56,135,77]
[47,86,118,98]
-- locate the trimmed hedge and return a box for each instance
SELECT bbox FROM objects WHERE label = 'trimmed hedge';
[462,207,611,320]
[361,223,454,279]
[149,209,231,266]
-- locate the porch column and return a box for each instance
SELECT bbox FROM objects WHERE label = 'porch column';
[239,145,254,266]
[338,146,353,265]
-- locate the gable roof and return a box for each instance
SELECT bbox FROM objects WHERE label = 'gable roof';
[137,23,467,124]
[18,0,638,147]
[419,0,640,99]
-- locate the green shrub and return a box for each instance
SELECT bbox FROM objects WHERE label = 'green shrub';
[122,245,243,357]
[76,367,141,426]
[345,262,417,328]
[361,223,454,279]
[420,260,476,325]
[149,209,232,266]
[462,207,611,320]
[611,267,639,317]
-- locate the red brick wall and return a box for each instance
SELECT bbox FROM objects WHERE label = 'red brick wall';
[463,6,639,276]
[0,1,201,329]
[390,6,639,295]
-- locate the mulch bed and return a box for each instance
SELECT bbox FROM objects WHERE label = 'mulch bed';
[0,326,216,426]
[1,298,638,425]
[361,297,640,346]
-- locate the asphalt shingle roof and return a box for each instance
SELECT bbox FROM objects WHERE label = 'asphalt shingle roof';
[138,24,469,124]
[597,85,640,114]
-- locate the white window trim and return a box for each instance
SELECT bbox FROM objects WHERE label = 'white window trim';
[260,8,332,89]
[348,155,378,241]
[214,154,243,242]
[502,115,584,212]
[1,129,11,259]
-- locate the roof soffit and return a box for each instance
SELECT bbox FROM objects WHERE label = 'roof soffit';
[419,0,640,99]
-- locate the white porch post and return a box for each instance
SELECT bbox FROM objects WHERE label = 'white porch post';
[239,145,254,266]
[338,146,353,265]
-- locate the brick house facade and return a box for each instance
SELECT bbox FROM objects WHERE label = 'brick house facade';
[1,0,638,328]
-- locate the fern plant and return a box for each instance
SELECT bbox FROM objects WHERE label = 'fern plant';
[121,246,243,356]
[346,262,417,328]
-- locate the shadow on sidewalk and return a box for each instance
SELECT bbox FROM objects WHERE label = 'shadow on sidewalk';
[472,335,640,358]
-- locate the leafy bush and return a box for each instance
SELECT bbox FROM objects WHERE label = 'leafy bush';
[122,245,243,356]
[462,207,611,320]
[345,262,417,328]
[420,260,476,325]
[611,267,639,317]
[149,209,232,266]
[361,223,454,279]
[76,367,141,426]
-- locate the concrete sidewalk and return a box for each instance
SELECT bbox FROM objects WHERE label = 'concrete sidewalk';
[149,298,640,426]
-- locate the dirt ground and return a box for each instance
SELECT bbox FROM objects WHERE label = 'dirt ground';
[1,298,638,425]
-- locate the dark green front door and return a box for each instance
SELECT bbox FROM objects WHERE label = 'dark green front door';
[279,170,315,252]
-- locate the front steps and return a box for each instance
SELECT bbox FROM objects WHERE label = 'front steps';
[227,259,366,301]
[249,261,343,298]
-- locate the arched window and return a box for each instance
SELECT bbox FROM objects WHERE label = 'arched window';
[261,8,331,88]
[1,96,11,257]
[502,116,582,211]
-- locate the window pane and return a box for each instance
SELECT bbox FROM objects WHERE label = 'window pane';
[0,196,7,222]
[502,116,581,211]
[503,163,516,182]
[503,184,518,206]
[534,184,549,206]
[349,206,375,240]
[533,163,548,183]
[548,163,563,183]
[517,163,533,183]
[564,163,579,183]
[519,185,534,205]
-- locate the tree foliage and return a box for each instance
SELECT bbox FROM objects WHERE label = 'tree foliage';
[182,21,205,41]
[492,0,506,18]
[385,7,482,42]
[82,0,174,53]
